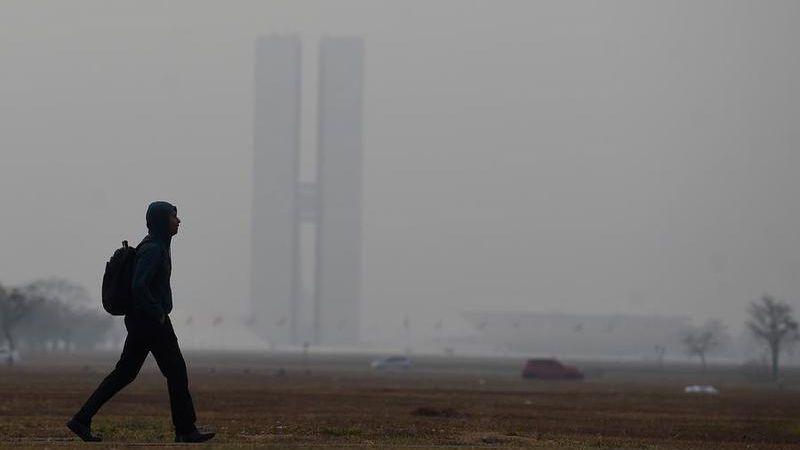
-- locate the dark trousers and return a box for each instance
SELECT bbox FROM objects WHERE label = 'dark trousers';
[74,311,197,434]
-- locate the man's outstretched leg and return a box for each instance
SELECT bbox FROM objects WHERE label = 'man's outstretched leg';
[151,316,213,443]
[68,317,149,442]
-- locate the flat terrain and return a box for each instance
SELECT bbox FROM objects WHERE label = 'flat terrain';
[1,351,799,449]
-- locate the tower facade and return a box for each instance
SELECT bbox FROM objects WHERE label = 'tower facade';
[314,37,365,345]
[252,35,364,346]
[252,36,302,345]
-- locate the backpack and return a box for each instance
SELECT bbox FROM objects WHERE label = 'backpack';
[102,240,137,315]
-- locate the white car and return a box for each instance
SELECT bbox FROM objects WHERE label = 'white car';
[0,348,20,365]
[370,355,413,370]
[684,385,719,395]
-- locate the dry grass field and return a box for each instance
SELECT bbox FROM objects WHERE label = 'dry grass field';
[1,351,799,449]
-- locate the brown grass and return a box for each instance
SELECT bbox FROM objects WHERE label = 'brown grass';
[1,357,800,449]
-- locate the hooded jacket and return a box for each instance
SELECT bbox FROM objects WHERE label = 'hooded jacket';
[131,201,176,322]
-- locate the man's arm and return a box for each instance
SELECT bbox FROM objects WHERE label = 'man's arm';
[131,242,166,324]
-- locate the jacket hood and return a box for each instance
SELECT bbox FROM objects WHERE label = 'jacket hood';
[146,201,177,244]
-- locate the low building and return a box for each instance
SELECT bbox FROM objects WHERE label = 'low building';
[458,311,691,359]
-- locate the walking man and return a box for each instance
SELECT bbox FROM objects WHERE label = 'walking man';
[67,201,215,443]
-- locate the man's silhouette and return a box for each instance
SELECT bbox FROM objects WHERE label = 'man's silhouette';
[67,201,214,443]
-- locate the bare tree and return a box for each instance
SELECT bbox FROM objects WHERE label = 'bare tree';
[682,319,728,372]
[747,295,799,381]
[654,345,666,369]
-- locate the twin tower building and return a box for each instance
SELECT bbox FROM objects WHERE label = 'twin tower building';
[251,36,365,347]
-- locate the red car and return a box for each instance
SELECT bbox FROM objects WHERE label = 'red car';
[521,358,583,380]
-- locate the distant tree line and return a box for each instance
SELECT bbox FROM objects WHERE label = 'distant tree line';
[680,295,799,381]
[0,278,119,364]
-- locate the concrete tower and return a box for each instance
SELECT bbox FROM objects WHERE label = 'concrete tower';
[251,35,302,345]
[252,35,364,347]
[314,37,365,345]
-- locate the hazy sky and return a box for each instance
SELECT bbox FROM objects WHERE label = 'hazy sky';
[1,1,798,341]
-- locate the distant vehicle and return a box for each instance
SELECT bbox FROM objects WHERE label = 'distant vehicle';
[521,358,583,380]
[0,348,20,365]
[684,385,719,395]
[370,355,413,370]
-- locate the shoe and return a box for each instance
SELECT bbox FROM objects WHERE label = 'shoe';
[66,418,102,442]
[175,430,216,443]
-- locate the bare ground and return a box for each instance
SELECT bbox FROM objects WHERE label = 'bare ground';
[1,353,799,449]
